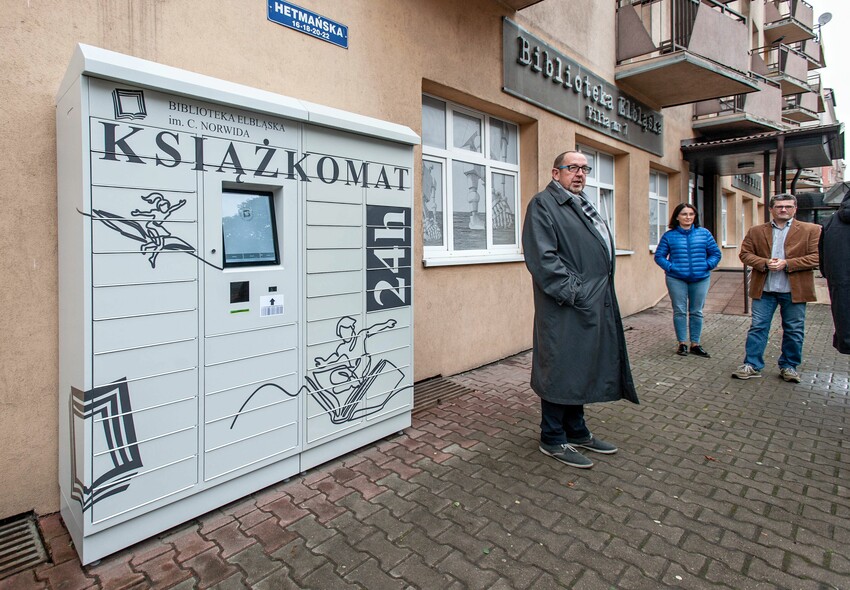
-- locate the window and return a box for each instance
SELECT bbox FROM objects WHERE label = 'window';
[740,208,745,243]
[648,171,668,248]
[720,193,729,246]
[421,95,521,265]
[577,145,615,242]
[689,173,704,222]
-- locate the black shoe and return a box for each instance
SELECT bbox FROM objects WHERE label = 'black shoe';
[676,344,688,356]
[689,345,710,358]
[539,443,594,468]
[567,434,618,455]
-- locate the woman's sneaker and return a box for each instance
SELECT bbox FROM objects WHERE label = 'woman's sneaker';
[689,345,711,358]
[732,364,762,379]
[539,442,594,469]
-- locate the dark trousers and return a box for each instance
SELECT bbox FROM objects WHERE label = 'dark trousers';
[540,400,591,445]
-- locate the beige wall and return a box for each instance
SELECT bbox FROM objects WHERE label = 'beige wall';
[1,0,707,516]
[714,177,767,270]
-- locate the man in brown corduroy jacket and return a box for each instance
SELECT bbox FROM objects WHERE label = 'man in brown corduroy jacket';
[732,193,821,383]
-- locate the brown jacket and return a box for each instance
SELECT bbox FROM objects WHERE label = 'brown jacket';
[739,219,821,303]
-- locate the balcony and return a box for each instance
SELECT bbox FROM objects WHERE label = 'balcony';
[615,0,759,109]
[732,173,762,197]
[785,167,823,190]
[783,90,819,123]
[763,0,815,45]
[692,75,784,136]
[754,43,810,95]
[821,88,838,124]
[793,37,824,70]
[808,73,827,114]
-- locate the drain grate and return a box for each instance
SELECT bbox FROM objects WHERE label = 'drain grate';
[0,513,49,580]
[413,377,477,414]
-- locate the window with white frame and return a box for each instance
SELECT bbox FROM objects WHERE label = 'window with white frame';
[421,94,520,263]
[721,193,729,246]
[577,144,615,243]
[648,170,668,248]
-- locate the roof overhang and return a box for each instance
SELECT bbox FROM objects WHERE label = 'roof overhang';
[681,123,844,177]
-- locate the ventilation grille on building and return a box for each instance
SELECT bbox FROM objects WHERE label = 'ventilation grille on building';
[413,377,476,414]
[0,514,49,580]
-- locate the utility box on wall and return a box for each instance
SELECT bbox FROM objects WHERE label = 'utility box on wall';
[56,45,417,564]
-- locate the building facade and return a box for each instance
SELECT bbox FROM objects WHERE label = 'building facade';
[0,0,842,524]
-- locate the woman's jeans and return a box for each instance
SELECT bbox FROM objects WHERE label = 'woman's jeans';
[743,292,806,371]
[666,276,711,343]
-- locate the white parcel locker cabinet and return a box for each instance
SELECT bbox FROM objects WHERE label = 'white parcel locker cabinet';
[57,44,418,564]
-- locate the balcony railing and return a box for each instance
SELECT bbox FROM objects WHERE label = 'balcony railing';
[793,37,824,70]
[763,0,815,45]
[618,0,747,64]
[616,0,757,107]
[808,73,826,113]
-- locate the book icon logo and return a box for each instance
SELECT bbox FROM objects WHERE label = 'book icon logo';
[112,88,148,120]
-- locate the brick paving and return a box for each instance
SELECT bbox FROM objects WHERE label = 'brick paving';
[3,282,849,589]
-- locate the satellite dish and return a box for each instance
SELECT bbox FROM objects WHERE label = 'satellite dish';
[818,12,832,26]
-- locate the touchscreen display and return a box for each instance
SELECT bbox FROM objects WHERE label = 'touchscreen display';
[222,190,279,267]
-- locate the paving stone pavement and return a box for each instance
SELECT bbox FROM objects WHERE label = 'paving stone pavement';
[4,302,849,589]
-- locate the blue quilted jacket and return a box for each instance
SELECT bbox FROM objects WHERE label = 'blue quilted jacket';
[654,226,722,283]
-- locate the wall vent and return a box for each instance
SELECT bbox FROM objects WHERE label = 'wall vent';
[0,514,49,580]
[413,377,476,414]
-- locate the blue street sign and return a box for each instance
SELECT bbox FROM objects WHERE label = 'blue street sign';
[267,1,349,49]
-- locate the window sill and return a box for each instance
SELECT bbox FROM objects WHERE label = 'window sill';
[423,253,525,267]
[615,249,634,256]
[722,244,738,249]
[648,245,658,254]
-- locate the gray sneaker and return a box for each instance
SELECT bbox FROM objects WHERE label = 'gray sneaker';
[567,434,618,455]
[539,442,594,469]
[732,364,762,379]
[779,367,801,383]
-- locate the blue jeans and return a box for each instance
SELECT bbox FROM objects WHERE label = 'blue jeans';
[666,276,711,343]
[540,400,591,445]
[743,291,806,371]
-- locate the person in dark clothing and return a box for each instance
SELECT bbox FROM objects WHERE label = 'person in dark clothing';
[819,191,850,354]
[522,150,639,470]
[654,203,722,357]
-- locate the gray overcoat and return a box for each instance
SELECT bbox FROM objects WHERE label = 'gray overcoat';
[522,180,639,405]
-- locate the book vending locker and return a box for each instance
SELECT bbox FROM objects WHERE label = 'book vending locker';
[57,45,417,564]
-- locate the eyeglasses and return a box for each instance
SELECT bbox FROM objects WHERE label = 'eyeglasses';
[557,165,592,174]
[772,205,796,210]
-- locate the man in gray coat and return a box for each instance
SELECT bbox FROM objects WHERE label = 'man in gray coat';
[522,150,639,469]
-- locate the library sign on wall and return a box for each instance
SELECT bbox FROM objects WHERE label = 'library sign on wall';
[502,18,664,157]
[56,44,417,564]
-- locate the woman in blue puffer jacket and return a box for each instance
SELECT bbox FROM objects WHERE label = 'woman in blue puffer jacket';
[654,203,722,357]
